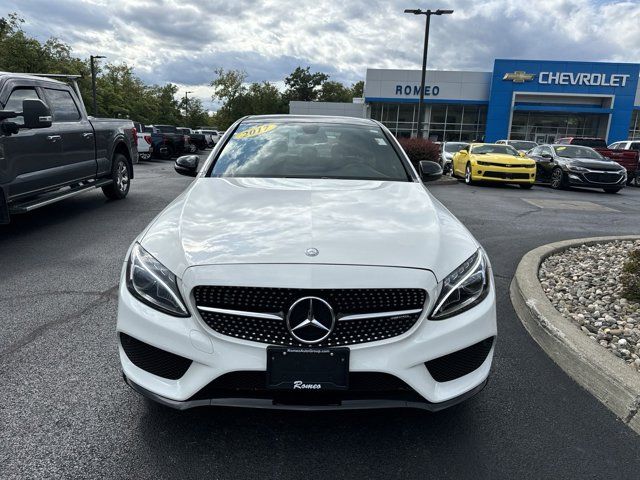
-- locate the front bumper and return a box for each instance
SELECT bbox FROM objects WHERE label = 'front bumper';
[123,373,489,411]
[565,169,626,188]
[117,263,497,410]
[472,164,535,184]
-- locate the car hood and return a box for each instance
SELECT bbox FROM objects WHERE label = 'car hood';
[562,157,623,170]
[139,177,479,280]
[471,153,533,165]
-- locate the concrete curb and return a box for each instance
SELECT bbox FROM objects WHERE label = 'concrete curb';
[510,235,640,435]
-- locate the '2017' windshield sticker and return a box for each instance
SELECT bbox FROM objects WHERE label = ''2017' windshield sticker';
[234,124,277,139]
[374,138,387,146]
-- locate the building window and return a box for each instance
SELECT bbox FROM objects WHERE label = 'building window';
[510,112,607,142]
[630,110,640,140]
[369,102,487,141]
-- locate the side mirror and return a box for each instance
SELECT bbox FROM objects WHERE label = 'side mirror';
[419,160,442,182]
[540,153,552,160]
[458,149,468,155]
[174,155,199,177]
[22,99,52,128]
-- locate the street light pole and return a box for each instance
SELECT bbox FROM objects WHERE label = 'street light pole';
[184,90,193,124]
[403,8,453,139]
[90,55,105,116]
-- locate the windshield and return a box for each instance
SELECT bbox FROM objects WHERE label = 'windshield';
[509,141,537,151]
[471,144,519,156]
[444,142,468,153]
[209,122,410,181]
[155,125,177,133]
[568,138,607,148]
[553,145,603,160]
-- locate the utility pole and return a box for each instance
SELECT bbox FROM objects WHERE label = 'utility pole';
[403,8,453,138]
[90,55,105,116]
[184,91,193,125]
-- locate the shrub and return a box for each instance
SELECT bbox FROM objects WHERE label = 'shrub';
[397,138,440,172]
[621,248,640,301]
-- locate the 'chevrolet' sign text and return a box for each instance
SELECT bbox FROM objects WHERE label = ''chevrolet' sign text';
[538,72,629,87]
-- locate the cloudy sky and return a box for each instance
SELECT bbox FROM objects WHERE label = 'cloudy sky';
[5,0,640,110]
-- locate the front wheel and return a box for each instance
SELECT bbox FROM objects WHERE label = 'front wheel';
[464,163,474,185]
[102,154,131,200]
[603,187,622,194]
[550,167,566,189]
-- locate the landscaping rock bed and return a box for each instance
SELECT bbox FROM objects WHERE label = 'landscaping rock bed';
[539,240,640,372]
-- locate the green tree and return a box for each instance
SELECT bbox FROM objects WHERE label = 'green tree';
[318,80,353,102]
[150,83,181,125]
[284,66,328,101]
[211,68,250,128]
[351,80,364,98]
[246,81,287,115]
[180,96,210,128]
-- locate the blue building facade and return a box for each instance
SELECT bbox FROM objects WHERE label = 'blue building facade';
[363,59,640,143]
[485,59,640,143]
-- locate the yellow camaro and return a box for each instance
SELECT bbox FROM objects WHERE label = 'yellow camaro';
[452,143,536,188]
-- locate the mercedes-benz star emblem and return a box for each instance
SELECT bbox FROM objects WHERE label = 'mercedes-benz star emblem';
[286,296,335,344]
[305,248,319,257]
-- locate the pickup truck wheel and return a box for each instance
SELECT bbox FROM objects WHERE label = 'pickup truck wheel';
[102,154,130,200]
[159,145,173,160]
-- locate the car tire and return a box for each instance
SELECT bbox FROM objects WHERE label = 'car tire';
[603,187,622,194]
[519,183,533,189]
[464,163,474,185]
[102,154,131,200]
[550,167,566,189]
[139,153,151,161]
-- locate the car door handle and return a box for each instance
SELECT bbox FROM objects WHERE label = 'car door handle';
[83,132,94,139]
[46,135,61,142]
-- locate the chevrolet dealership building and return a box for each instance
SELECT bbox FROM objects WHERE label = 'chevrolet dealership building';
[291,59,640,143]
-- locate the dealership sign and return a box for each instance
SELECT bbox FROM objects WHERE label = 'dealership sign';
[395,85,440,96]
[503,70,630,87]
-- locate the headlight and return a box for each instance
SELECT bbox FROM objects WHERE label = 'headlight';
[567,164,588,173]
[430,250,489,320]
[126,243,189,317]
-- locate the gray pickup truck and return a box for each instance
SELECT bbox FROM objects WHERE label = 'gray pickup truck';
[0,72,138,224]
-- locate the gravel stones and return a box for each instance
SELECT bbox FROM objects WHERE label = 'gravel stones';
[539,240,640,372]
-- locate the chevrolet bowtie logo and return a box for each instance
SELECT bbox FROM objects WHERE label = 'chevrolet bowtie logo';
[503,71,535,83]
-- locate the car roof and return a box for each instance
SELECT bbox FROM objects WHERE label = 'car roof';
[470,143,510,147]
[0,71,67,85]
[241,114,379,127]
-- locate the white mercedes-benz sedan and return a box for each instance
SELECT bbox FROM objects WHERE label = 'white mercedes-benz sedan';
[117,115,497,411]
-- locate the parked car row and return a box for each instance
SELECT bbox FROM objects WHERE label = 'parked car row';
[438,137,639,190]
[132,123,223,161]
[449,138,635,194]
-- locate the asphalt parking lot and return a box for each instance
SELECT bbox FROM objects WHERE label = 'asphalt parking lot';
[2,158,640,480]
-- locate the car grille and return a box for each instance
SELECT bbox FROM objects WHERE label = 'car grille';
[120,333,192,380]
[189,371,424,403]
[425,337,494,382]
[584,172,622,184]
[193,286,427,347]
[478,161,534,168]
[482,171,531,179]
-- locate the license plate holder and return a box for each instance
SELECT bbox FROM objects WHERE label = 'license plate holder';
[266,346,349,391]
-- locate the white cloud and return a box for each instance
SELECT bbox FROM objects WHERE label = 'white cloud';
[6,0,640,108]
